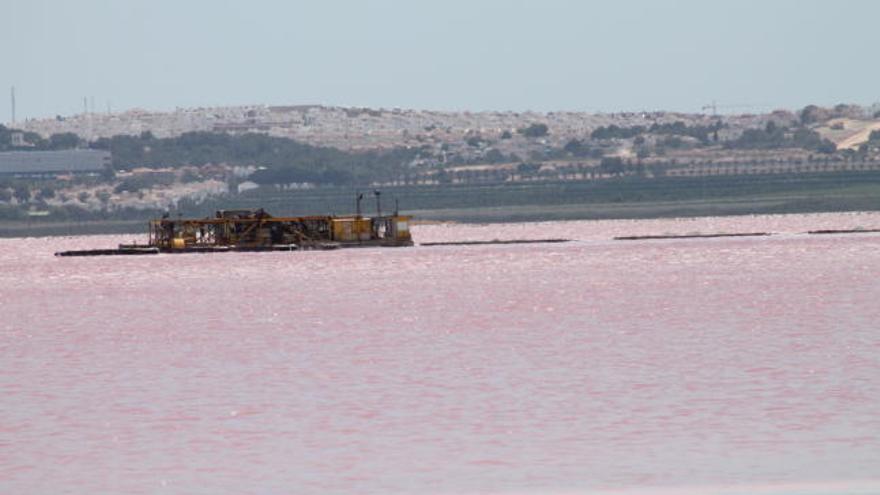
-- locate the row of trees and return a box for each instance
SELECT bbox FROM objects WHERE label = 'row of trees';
[0,177,111,205]
[0,201,158,221]
[88,131,425,186]
[0,125,82,152]
[3,123,425,188]
[725,122,835,153]
[590,121,723,144]
[588,119,836,154]
[799,104,866,125]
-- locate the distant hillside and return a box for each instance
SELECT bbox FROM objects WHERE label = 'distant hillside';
[9,104,761,151]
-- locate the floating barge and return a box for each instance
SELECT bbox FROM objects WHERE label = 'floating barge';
[56,208,413,257]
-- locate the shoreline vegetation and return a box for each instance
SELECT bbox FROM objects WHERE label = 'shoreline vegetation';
[3,170,879,238]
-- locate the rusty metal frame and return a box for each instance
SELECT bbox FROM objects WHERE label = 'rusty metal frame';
[148,211,412,251]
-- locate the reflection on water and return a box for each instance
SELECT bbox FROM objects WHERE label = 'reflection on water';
[2,212,880,494]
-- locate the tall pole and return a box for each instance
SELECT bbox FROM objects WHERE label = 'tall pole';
[10,86,15,124]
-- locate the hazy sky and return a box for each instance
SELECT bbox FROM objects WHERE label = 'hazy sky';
[3,0,879,121]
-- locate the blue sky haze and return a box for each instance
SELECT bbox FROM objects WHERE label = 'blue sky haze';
[3,0,879,120]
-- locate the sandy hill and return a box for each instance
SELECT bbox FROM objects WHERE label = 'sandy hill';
[814,118,880,150]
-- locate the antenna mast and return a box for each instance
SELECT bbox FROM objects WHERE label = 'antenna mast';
[10,86,15,124]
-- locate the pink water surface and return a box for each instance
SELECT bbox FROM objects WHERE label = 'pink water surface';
[2,213,880,494]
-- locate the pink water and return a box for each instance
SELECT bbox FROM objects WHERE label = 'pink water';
[2,213,880,495]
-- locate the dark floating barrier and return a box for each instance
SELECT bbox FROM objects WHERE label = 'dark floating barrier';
[56,247,160,257]
[420,239,570,247]
[53,243,345,257]
[614,232,772,241]
[807,229,880,235]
